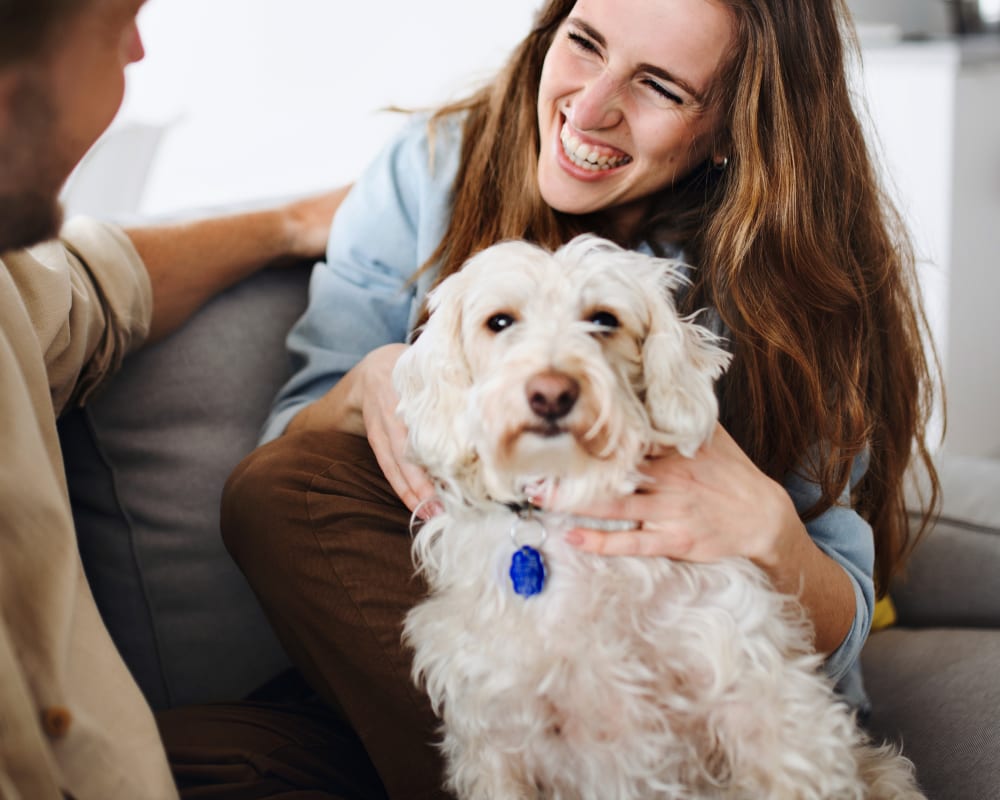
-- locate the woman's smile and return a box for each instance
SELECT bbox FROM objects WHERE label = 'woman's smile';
[558,119,633,173]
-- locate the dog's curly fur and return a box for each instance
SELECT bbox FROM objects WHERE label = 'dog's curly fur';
[395,235,924,799]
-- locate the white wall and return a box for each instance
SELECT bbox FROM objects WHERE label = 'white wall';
[857,39,1000,457]
[846,0,951,38]
[65,0,540,217]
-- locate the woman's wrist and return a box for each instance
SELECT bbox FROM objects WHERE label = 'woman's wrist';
[287,371,365,437]
[748,481,855,653]
[288,344,407,438]
[748,478,811,589]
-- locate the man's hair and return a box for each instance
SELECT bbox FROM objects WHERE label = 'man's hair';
[0,0,89,66]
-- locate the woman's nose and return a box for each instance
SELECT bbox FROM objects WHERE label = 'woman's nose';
[567,72,624,131]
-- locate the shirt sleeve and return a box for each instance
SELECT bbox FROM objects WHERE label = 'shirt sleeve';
[781,451,875,688]
[260,116,454,443]
[5,218,151,414]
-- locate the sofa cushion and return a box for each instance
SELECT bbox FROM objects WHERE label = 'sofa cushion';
[862,457,1000,798]
[60,265,311,709]
[895,456,1000,627]
[862,627,1000,800]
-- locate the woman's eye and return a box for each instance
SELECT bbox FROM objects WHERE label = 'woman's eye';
[642,78,683,106]
[486,313,517,333]
[567,31,600,55]
[587,311,620,331]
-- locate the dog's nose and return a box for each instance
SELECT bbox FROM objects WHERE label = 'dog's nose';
[526,371,580,421]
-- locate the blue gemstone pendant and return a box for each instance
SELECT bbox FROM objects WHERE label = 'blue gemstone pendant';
[509,545,546,597]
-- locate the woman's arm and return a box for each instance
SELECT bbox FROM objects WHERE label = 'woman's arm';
[257,116,465,515]
[258,115,462,446]
[127,189,349,343]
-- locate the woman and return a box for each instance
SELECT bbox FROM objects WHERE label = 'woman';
[212,0,939,797]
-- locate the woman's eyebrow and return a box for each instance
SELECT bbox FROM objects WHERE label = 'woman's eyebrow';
[567,16,705,103]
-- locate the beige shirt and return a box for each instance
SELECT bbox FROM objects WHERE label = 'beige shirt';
[0,219,178,799]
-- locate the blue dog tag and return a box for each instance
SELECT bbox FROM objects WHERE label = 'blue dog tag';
[510,545,546,597]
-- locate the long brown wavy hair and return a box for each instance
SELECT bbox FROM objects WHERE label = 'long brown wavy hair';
[419,0,940,595]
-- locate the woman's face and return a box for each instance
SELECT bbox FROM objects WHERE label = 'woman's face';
[536,0,734,235]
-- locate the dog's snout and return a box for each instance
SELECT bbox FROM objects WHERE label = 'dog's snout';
[526,371,580,421]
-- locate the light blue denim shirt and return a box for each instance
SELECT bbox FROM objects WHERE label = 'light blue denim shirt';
[261,114,459,443]
[262,112,875,708]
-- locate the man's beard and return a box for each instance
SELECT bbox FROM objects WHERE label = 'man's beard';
[0,71,66,253]
[0,192,63,253]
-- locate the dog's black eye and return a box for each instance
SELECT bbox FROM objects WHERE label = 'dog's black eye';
[587,311,620,331]
[486,313,517,333]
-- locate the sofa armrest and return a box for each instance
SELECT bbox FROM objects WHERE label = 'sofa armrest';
[892,455,1000,628]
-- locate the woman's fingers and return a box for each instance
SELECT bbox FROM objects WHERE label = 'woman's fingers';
[368,407,435,514]
[552,422,791,562]
[565,520,695,558]
[358,344,440,517]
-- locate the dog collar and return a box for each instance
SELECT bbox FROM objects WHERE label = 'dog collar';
[504,501,641,532]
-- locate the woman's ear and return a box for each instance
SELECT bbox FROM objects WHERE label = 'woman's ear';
[393,270,477,478]
[641,290,731,458]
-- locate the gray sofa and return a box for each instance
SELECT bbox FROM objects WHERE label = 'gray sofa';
[59,261,1000,800]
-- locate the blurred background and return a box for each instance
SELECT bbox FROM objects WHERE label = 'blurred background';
[61,0,1000,459]
[63,0,540,216]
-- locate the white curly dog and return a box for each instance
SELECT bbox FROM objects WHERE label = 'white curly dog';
[394,235,923,800]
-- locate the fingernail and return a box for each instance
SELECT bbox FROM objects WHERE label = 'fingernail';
[418,500,444,520]
[564,530,583,547]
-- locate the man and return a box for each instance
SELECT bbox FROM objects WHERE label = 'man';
[0,1,344,796]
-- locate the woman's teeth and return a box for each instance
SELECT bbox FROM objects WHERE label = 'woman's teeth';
[560,123,632,171]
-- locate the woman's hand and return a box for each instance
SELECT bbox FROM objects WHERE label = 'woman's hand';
[557,422,857,653]
[355,345,440,518]
[560,423,804,572]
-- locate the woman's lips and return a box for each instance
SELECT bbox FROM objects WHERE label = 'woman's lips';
[559,121,633,172]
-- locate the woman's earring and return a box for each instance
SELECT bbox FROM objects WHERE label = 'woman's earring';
[713,155,729,171]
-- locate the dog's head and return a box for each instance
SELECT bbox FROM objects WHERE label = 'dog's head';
[393,234,731,508]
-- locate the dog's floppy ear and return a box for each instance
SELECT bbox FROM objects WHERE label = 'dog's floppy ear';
[393,269,476,476]
[642,275,732,458]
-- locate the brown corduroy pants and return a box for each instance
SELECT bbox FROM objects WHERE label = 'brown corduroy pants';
[157,430,449,800]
